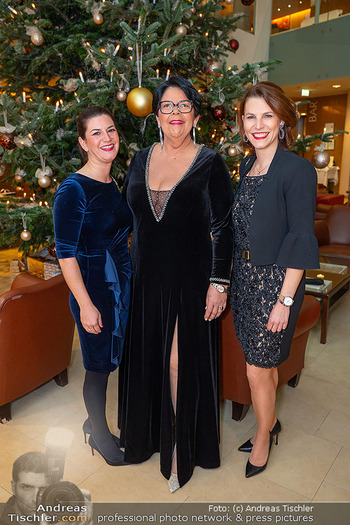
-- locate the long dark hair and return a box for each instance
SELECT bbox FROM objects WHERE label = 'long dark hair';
[239,82,297,154]
[152,76,201,117]
[76,106,115,160]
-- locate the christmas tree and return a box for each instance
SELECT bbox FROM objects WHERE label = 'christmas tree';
[0,0,276,252]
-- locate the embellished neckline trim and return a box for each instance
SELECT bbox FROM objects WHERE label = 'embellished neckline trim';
[145,143,203,222]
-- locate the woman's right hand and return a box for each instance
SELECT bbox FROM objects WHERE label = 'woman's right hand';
[80,304,103,334]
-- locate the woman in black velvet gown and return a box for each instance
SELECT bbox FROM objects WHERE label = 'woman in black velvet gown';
[118,77,234,491]
[53,106,132,466]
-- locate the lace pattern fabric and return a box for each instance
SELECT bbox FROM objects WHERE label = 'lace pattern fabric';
[230,175,286,368]
[150,188,171,219]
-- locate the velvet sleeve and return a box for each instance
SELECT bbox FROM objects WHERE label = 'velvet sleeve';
[276,160,319,269]
[53,178,87,259]
[208,153,234,284]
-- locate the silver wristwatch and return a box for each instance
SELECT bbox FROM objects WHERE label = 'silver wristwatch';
[278,294,294,307]
[211,283,228,294]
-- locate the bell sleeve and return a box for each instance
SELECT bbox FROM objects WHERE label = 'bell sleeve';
[53,178,87,259]
[276,161,319,270]
[208,152,234,284]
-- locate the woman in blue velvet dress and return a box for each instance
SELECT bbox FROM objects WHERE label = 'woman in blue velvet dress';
[53,106,132,466]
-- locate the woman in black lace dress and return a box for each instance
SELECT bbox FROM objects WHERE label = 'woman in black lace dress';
[231,82,319,478]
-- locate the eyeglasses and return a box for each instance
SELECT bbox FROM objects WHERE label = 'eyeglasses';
[159,100,193,114]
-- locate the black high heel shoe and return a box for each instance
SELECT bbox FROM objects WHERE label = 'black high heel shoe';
[88,435,128,466]
[245,430,278,478]
[83,419,121,447]
[238,419,281,453]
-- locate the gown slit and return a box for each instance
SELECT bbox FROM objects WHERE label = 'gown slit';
[118,145,234,487]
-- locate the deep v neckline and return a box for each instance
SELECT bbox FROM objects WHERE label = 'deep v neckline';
[145,143,203,222]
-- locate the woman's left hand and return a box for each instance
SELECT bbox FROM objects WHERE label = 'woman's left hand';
[266,301,290,332]
[204,285,227,321]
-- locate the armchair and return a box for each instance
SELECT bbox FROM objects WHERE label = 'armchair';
[220,295,320,421]
[314,205,350,260]
[0,272,75,421]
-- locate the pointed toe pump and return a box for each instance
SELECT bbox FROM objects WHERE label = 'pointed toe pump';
[245,423,281,479]
[88,435,128,466]
[83,419,121,447]
[239,419,281,453]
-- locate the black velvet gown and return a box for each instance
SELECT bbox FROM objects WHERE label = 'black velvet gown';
[118,144,234,487]
[53,173,132,373]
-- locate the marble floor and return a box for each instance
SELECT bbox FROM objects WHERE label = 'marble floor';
[0,248,349,503]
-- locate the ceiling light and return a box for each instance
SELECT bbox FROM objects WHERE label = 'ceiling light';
[332,84,341,88]
[301,89,309,96]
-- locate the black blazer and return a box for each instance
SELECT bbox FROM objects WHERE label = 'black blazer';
[236,146,319,269]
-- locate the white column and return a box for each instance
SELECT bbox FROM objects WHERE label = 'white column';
[339,91,350,197]
[226,0,273,71]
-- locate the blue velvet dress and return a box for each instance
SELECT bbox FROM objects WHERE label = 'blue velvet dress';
[53,173,132,373]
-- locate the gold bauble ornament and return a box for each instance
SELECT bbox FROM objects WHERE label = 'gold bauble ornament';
[126,87,153,117]
[31,30,44,46]
[38,175,51,188]
[117,90,127,102]
[93,12,103,24]
[176,24,188,36]
[15,174,23,183]
[20,230,32,241]
[228,146,238,157]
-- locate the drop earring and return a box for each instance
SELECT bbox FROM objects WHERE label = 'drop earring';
[158,124,164,150]
[193,125,197,147]
[243,132,249,143]
[279,123,285,140]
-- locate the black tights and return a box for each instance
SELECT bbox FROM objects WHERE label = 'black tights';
[83,371,115,452]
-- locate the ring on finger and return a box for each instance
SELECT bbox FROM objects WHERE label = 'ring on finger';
[218,306,224,311]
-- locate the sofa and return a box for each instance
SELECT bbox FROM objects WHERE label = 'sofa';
[314,205,350,261]
[220,295,320,421]
[0,272,75,421]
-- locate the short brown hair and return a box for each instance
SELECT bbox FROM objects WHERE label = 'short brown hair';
[76,106,115,161]
[239,82,297,154]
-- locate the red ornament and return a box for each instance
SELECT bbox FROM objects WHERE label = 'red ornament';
[241,0,254,5]
[0,133,16,150]
[211,105,227,121]
[229,39,239,51]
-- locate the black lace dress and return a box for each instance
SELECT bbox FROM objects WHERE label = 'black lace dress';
[230,175,287,368]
